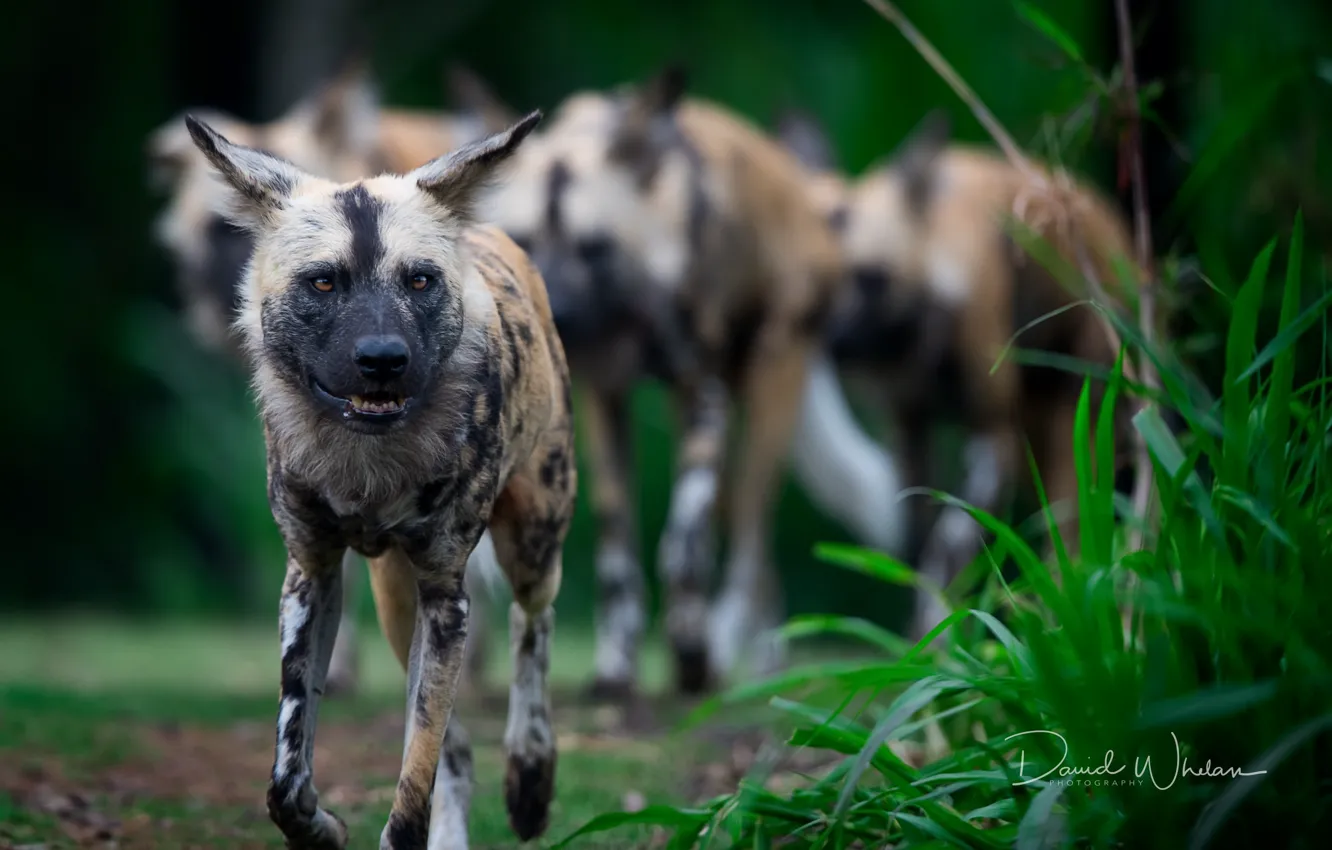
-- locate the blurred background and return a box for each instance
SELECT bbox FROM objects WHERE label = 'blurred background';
[4,0,1329,636]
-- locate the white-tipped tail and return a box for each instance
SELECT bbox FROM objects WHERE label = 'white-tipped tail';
[788,352,905,555]
[465,530,508,601]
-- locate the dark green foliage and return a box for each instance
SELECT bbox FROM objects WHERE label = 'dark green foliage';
[5,0,1331,638]
[558,215,1332,848]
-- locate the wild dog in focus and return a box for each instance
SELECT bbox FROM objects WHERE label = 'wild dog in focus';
[147,63,515,696]
[482,67,850,697]
[183,107,572,849]
[779,109,1143,641]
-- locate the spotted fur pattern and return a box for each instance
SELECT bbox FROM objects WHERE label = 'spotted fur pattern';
[183,108,573,850]
[146,63,517,698]
[781,109,1147,642]
[480,67,846,695]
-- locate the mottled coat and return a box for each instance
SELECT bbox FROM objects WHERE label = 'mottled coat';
[146,64,516,696]
[780,110,1146,640]
[183,109,573,850]
[481,67,847,695]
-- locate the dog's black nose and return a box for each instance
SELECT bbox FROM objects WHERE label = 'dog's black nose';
[354,335,409,380]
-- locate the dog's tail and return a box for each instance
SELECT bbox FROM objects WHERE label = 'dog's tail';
[787,351,906,556]
[465,530,509,601]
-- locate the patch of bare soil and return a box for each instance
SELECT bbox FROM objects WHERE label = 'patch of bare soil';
[0,711,408,849]
[0,684,859,848]
[0,685,702,849]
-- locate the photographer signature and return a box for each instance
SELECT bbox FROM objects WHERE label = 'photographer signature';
[1004,730,1268,790]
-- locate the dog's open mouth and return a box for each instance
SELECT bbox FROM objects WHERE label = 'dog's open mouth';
[311,379,411,426]
[348,393,406,415]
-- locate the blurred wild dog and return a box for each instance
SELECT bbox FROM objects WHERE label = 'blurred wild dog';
[146,63,515,696]
[777,109,1144,641]
[479,66,903,698]
[182,108,572,848]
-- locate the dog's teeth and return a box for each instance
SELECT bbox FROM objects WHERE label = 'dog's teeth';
[344,393,404,415]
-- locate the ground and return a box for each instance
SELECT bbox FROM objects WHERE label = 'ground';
[0,617,828,850]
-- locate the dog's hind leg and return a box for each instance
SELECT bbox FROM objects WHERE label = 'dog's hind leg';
[709,338,812,682]
[578,385,645,701]
[487,436,573,843]
[373,538,478,850]
[909,300,1020,643]
[369,547,476,850]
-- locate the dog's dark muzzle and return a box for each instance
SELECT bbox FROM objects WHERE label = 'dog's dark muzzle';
[307,334,421,433]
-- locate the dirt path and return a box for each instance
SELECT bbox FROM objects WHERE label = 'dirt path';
[0,684,824,850]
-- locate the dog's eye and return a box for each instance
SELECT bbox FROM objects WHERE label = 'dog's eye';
[409,273,433,292]
[577,237,613,265]
[310,276,334,294]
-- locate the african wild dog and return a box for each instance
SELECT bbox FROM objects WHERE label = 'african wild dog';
[480,66,892,698]
[183,106,572,848]
[777,109,1144,641]
[147,62,517,696]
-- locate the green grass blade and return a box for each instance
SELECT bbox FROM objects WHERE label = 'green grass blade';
[777,614,912,656]
[922,492,1063,610]
[1236,274,1328,388]
[1212,486,1296,549]
[1188,713,1332,850]
[813,542,917,586]
[1134,405,1224,544]
[1164,67,1300,229]
[1072,376,1101,564]
[902,609,973,661]
[968,610,1035,679]
[1136,681,1279,730]
[894,810,1004,847]
[833,679,948,820]
[551,805,715,849]
[685,661,941,728]
[1222,239,1275,486]
[1015,781,1067,850]
[1013,1,1085,63]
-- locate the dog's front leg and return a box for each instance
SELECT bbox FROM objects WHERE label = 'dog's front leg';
[267,552,348,850]
[657,373,730,694]
[382,538,474,850]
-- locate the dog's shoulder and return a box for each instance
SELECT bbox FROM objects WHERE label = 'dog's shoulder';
[677,98,843,307]
[462,222,570,401]
[464,224,556,329]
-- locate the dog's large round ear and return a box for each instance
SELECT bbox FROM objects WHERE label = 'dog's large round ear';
[892,109,951,214]
[145,118,195,193]
[608,63,689,182]
[185,114,306,229]
[775,106,839,172]
[446,64,521,134]
[412,109,544,221]
[286,53,381,161]
[145,108,232,193]
[636,63,688,116]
